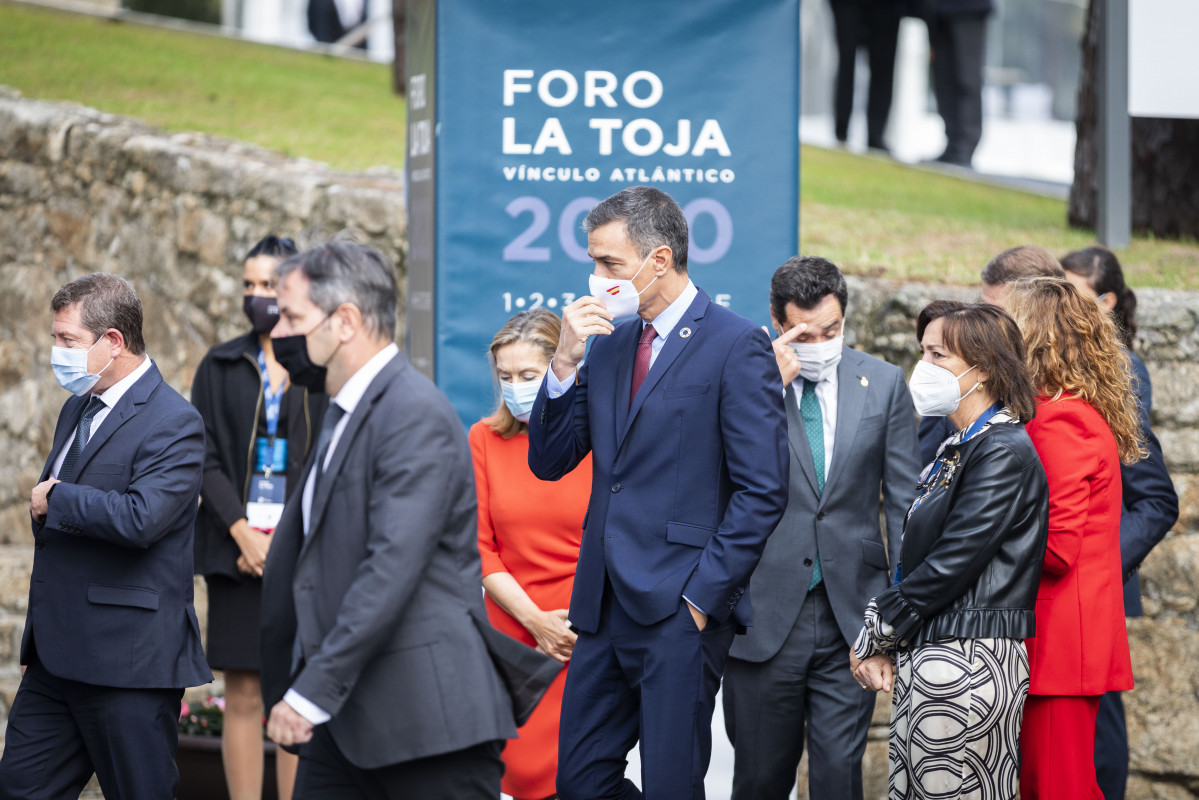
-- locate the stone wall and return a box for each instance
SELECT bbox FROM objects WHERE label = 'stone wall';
[0,93,1196,798]
[0,89,406,758]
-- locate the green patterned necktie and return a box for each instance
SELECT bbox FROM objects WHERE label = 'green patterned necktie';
[801,379,825,590]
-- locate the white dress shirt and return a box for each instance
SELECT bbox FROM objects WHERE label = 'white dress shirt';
[547,280,699,397]
[51,356,152,479]
[791,367,838,479]
[288,342,399,725]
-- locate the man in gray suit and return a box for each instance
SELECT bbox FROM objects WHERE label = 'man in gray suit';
[259,242,546,798]
[723,256,919,800]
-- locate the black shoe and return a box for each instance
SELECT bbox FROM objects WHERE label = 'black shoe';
[931,151,973,168]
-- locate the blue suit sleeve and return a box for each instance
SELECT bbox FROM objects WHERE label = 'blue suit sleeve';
[681,325,789,622]
[528,360,592,481]
[44,405,205,549]
[1120,356,1178,577]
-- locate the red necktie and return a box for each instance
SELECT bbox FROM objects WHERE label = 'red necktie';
[631,324,657,405]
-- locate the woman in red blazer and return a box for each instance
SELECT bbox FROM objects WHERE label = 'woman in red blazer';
[1004,277,1145,800]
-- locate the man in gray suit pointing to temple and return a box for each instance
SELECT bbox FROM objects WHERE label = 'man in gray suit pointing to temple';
[723,256,920,800]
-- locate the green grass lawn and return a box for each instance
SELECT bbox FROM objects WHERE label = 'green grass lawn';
[0,1,404,169]
[2,1,1195,288]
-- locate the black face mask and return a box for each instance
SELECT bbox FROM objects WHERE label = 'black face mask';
[243,295,280,335]
[273,334,327,393]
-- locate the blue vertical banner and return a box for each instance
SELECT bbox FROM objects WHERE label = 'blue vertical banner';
[408,0,800,426]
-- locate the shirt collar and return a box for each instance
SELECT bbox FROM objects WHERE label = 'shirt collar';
[645,280,698,339]
[332,343,399,416]
[96,356,151,409]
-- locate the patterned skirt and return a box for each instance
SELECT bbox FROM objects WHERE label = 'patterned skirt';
[889,637,1028,800]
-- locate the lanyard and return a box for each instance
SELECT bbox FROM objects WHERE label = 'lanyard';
[258,346,285,439]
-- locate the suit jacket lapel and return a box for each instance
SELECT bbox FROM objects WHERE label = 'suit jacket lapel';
[42,397,87,480]
[823,352,866,498]
[785,382,821,497]
[619,291,709,447]
[304,356,403,547]
[73,364,160,477]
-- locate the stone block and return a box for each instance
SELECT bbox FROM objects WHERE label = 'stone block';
[1125,618,1199,777]
[0,549,33,613]
[1160,428,1199,475]
[1139,534,1199,624]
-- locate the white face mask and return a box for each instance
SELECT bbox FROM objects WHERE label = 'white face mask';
[588,251,658,319]
[908,360,979,417]
[792,334,844,383]
[51,337,114,396]
[500,378,541,423]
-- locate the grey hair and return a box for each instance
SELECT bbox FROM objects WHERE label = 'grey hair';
[583,186,689,273]
[51,273,146,355]
[276,242,397,339]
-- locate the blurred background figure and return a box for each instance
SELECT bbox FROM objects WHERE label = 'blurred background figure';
[921,0,993,167]
[1003,277,1143,800]
[192,234,325,800]
[1060,247,1179,800]
[827,0,904,153]
[470,309,590,800]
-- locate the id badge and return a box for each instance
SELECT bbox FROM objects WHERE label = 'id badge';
[246,473,287,531]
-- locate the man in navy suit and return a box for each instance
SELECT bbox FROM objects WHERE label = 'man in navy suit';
[0,273,211,799]
[528,186,789,800]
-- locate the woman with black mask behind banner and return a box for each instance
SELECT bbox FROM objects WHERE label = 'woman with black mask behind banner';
[192,235,328,800]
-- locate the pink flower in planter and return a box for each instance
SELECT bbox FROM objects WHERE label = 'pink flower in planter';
[180,702,191,718]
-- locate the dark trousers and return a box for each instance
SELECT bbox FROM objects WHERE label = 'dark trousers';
[0,657,183,800]
[828,0,903,148]
[295,725,504,800]
[723,586,875,800]
[556,587,736,800]
[1095,690,1128,800]
[928,11,989,164]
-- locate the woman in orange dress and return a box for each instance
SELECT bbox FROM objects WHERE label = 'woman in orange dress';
[470,308,591,800]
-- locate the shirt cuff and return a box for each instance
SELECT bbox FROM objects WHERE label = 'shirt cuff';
[284,689,331,725]
[545,360,577,398]
[682,595,706,616]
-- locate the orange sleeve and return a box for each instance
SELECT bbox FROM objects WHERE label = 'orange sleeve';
[469,422,507,578]
[1028,403,1097,576]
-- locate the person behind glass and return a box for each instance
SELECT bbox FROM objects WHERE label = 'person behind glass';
[470,309,590,800]
[1001,277,1145,800]
[852,300,1048,800]
[191,235,327,800]
[917,245,1064,466]
[1060,247,1178,800]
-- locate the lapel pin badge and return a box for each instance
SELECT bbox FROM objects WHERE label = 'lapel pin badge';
[860,376,869,387]
[679,327,692,338]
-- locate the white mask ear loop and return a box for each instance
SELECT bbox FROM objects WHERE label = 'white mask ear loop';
[957,365,980,402]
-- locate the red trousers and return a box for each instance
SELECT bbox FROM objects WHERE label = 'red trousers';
[1020,694,1103,800]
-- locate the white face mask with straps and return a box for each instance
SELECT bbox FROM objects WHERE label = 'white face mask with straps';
[908,361,979,417]
[589,251,657,320]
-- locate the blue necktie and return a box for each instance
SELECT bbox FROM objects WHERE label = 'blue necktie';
[801,380,825,590]
[58,396,106,483]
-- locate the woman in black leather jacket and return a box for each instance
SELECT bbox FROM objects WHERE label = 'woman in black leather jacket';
[851,300,1049,800]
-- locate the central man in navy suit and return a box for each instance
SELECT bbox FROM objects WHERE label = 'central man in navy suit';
[528,186,789,800]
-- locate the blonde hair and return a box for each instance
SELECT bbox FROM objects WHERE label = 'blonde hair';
[484,308,561,439]
[1003,277,1146,465]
